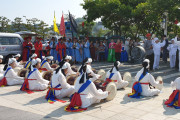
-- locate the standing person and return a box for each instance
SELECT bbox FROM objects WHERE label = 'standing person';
[62,38,67,57]
[120,40,128,62]
[90,41,95,61]
[79,40,83,59]
[72,38,82,63]
[0,55,4,79]
[103,40,108,61]
[67,39,73,57]
[50,37,58,62]
[152,38,165,70]
[56,38,64,62]
[99,41,105,61]
[144,33,154,71]
[84,39,91,59]
[174,36,180,71]
[108,39,116,62]
[34,37,43,59]
[167,39,178,68]
[115,39,122,61]
[94,41,99,61]
[162,35,169,63]
[22,37,33,61]
[125,37,130,56]
[129,39,134,57]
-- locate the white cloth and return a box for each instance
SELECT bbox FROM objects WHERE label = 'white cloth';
[125,41,129,55]
[74,74,108,108]
[41,61,54,71]
[174,37,180,71]
[5,67,24,86]
[167,44,178,68]
[105,68,129,89]
[87,65,100,82]
[28,69,49,90]
[51,70,75,98]
[153,55,160,69]
[66,62,76,77]
[135,68,160,96]
[171,77,180,90]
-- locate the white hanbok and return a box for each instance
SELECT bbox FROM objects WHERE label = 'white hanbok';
[66,62,76,77]
[174,37,180,71]
[171,77,180,90]
[105,68,129,89]
[74,74,108,108]
[135,68,160,96]
[51,70,75,98]
[87,65,100,82]
[5,66,24,85]
[167,44,178,68]
[28,69,49,90]
[0,64,4,80]
[40,61,54,71]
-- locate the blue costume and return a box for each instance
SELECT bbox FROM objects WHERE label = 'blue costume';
[84,41,91,59]
[66,42,73,56]
[72,42,82,62]
[50,41,57,61]
[120,46,128,62]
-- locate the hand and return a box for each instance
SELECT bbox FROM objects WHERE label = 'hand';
[76,72,80,76]
[159,81,163,84]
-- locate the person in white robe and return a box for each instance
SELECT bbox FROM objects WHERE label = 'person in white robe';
[21,58,49,91]
[152,37,165,70]
[0,55,4,79]
[50,61,75,99]
[65,65,108,112]
[39,56,54,72]
[13,54,24,68]
[129,59,162,97]
[105,61,129,89]
[167,39,178,68]
[174,36,180,71]
[0,58,24,86]
[24,53,37,69]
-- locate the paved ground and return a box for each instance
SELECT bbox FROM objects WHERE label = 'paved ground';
[0,61,180,120]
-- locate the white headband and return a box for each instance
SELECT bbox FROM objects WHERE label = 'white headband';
[154,37,159,42]
[86,58,92,64]
[65,55,72,60]
[32,58,41,66]
[61,62,68,69]
[14,54,21,58]
[31,53,37,58]
[8,58,16,65]
[46,56,53,61]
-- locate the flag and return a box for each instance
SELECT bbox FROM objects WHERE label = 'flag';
[69,12,78,33]
[53,11,59,34]
[60,13,66,36]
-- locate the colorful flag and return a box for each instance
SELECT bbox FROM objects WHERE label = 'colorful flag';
[69,12,78,33]
[53,11,59,34]
[60,13,66,36]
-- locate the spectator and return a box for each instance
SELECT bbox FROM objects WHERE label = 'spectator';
[108,39,116,62]
[115,39,122,61]
[99,41,105,61]
[90,41,95,61]
[103,40,108,60]
[162,35,169,63]
[94,40,99,61]
[125,37,130,56]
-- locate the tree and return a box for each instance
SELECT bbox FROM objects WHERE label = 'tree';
[11,17,23,32]
[37,20,49,39]
[0,16,10,32]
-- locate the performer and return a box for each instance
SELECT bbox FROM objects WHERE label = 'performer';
[84,39,91,59]
[120,41,128,62]
[65,65,108,112]
[49,37,58,62]
[0,58,24,86]
[167,39,178,68]
[165,77,180,109]
[39,56,54,72]
[20,58,49,93]
[46,61,75,103]
[72,39,82,63]
[24,53,37,69]
[128,59,162,98]
[152,37,165,70]
[107,39,116,62]
[14,54,23,68]
[174,36,180,71]
[56,38,66,62]
[34,37,43,59]
[0,55,4,80]
[104,61,129,89]
[22,37,33,61]
[0,55,3,64]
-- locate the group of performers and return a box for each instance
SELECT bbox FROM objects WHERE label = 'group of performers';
[0,52,180,111]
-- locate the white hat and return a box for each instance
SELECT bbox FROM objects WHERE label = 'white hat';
[0,55,3,59]
[8,58,16,65]
[116,61,121,67]
[154,37,159,42]
[46,56,53,61]
[14,54,21,58]
[61,62,68,69]
[143,59,150,68]
[32,58,41,66]
[86,58,92,64]
[65,55,72,60]
[171,38,175,41]
[42,56,45,60]
[31,53,37,58]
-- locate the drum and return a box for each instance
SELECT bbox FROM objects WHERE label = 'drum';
[51,64,59,69]
[123,72,132,83]
[155,76,163,90]
[97,69,106,81]
[131,46,145,63]
[94,80,117,101]
[66,74,78,85]
[71,66,78,72]
[14,67,22,73]
[17,68,29,78]
[42,71,53,81]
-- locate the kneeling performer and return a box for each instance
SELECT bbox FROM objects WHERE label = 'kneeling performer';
[20,58,49,93]
[0,58,24,86]
[39,56,54,72]
[46,60,75,103]
[104,61,129,89]
[65,65,108,112]
[128,59,162,98]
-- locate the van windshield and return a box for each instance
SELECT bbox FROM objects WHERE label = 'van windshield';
[0,37,21,45]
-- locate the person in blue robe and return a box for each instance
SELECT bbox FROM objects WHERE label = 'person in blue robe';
[72,39,82,63]
[49,37,58,62]
[84,39,91,59]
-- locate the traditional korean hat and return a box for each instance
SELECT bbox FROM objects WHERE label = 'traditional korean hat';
[31,53,37,58]
[61,62,68,69]
[65,55,72,60]
[32,58,41,66]
[8,58,16,65]
[85,58,92,64]
[46,56,53,61]
[154,37,159,42]
[14,54,21,58]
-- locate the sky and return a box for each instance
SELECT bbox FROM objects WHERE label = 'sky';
[0,0,86,26]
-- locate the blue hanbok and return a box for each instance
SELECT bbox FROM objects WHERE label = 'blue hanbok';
[103,43,108,60]
[72,42,82,63]
[120,46,128,62]
[49,41,57,61]
[67,42,73,56]
[84,41,91,59]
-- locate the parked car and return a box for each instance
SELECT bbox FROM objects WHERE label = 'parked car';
[0,33,24,63]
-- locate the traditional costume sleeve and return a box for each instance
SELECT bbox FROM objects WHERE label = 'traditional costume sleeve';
[148,74,159,87]
[171,80,177,88]
[35,70,49,84]
[58,73,71,89]
[89,82,108,99]
[44,62,54,71]
[7,69,24,80]
[66,62,76,76]
[87,66,100,81]
[160,40,166,47]
[76,43,80,49]
[116,72,124,83]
